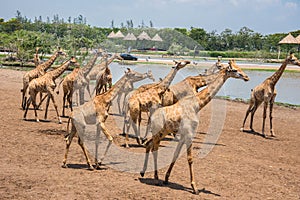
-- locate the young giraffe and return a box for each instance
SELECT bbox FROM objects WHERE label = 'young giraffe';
[86,53,123,96]
[57,50,103,116]
[241,53,300,137]
[21,47,66,109]
[117,70,155,115]
[33,47,41,66]
[57,67,81,117]
[23,57,79,124]
[124,60,190,147]
[61,68,148,170]
[94,62,112,95]
[140,60,249,194]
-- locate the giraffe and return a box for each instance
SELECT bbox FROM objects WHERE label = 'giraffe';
[124,60,190,147]
[94,58,112,95]
[140,60,249,194]
[86,53,123,96]
[117,70,155,115]
[75,51,106,105]
[57,67,81,117]
[240,53,300,137]
[161,60,225,106]
[23,57,79,124]
[33,47,41,66]
[56,50,103,116]
[21,47,66,109]
[61,68,148,170]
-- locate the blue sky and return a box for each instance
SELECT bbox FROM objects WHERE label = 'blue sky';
[1,0,299,34]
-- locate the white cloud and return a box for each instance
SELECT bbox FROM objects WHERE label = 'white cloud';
[285,1,298,9]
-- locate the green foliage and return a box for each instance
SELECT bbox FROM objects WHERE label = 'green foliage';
[0,11,299,61]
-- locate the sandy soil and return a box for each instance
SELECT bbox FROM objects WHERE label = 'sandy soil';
[0,68,299,199]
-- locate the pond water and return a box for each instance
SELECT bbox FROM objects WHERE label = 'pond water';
[109,62,300,105]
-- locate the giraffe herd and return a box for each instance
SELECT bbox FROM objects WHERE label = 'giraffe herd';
[20,48,300,194]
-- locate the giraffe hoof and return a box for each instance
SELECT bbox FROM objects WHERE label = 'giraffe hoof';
[140,171,145,177]
[193,189,200,195]
[61,163,68,168]
[36,119,40,123]
[87,166,95,171]
[240,127,244,132]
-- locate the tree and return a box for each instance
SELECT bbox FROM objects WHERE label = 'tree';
[189,27,207,49]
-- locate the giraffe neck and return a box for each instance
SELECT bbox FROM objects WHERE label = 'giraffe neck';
[187,72,221,88]
[195,70,228,112]
[82,53,100,76]
[159,67,178,91]
[131,73,148,83]
[107,55,117,65]
[39,52,59,71]
[48,60,71,80]
[268,59,289,86]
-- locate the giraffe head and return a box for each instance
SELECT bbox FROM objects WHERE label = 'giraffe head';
[57,47,67,56]
[172,60,191,70]
[70,56,80,67]
[146,70,155,82]
[113,53,124,61]
[226,59,250,81]
[286,53,300,66]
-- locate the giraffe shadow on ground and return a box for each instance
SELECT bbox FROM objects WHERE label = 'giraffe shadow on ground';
[63,163,108,171]
[40,128,67,136]
[242,130,279,140]
[23,118,52,123]
[139,178,221,196]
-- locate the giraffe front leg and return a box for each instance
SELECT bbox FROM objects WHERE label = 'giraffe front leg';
[269,95,276,137]
[98,121,113,165]
[31,96,40,122]
[140,139,152,177]
[187,143,199,195]
[164,138,184,185]
[262,101,268,138]
[23,96,32,120]
[152,138,161,186]
[49,90,62,124]
[62,123,76,168]
[94,124,101,169]
[44,95,50,120]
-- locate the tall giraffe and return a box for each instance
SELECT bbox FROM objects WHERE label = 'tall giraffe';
[139,61,227,143]
[56,50,103,116]
[86,53,123,95]
[23,57,79,124]
[140,60,249,194]
[241,53,300,137]
[21,47,66,109]
[124,60,190,147]
[61,68,149,170]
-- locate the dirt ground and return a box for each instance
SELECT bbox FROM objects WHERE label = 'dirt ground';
[0,68,299,199]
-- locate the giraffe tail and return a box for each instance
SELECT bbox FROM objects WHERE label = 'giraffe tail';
[56,78,64,94]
